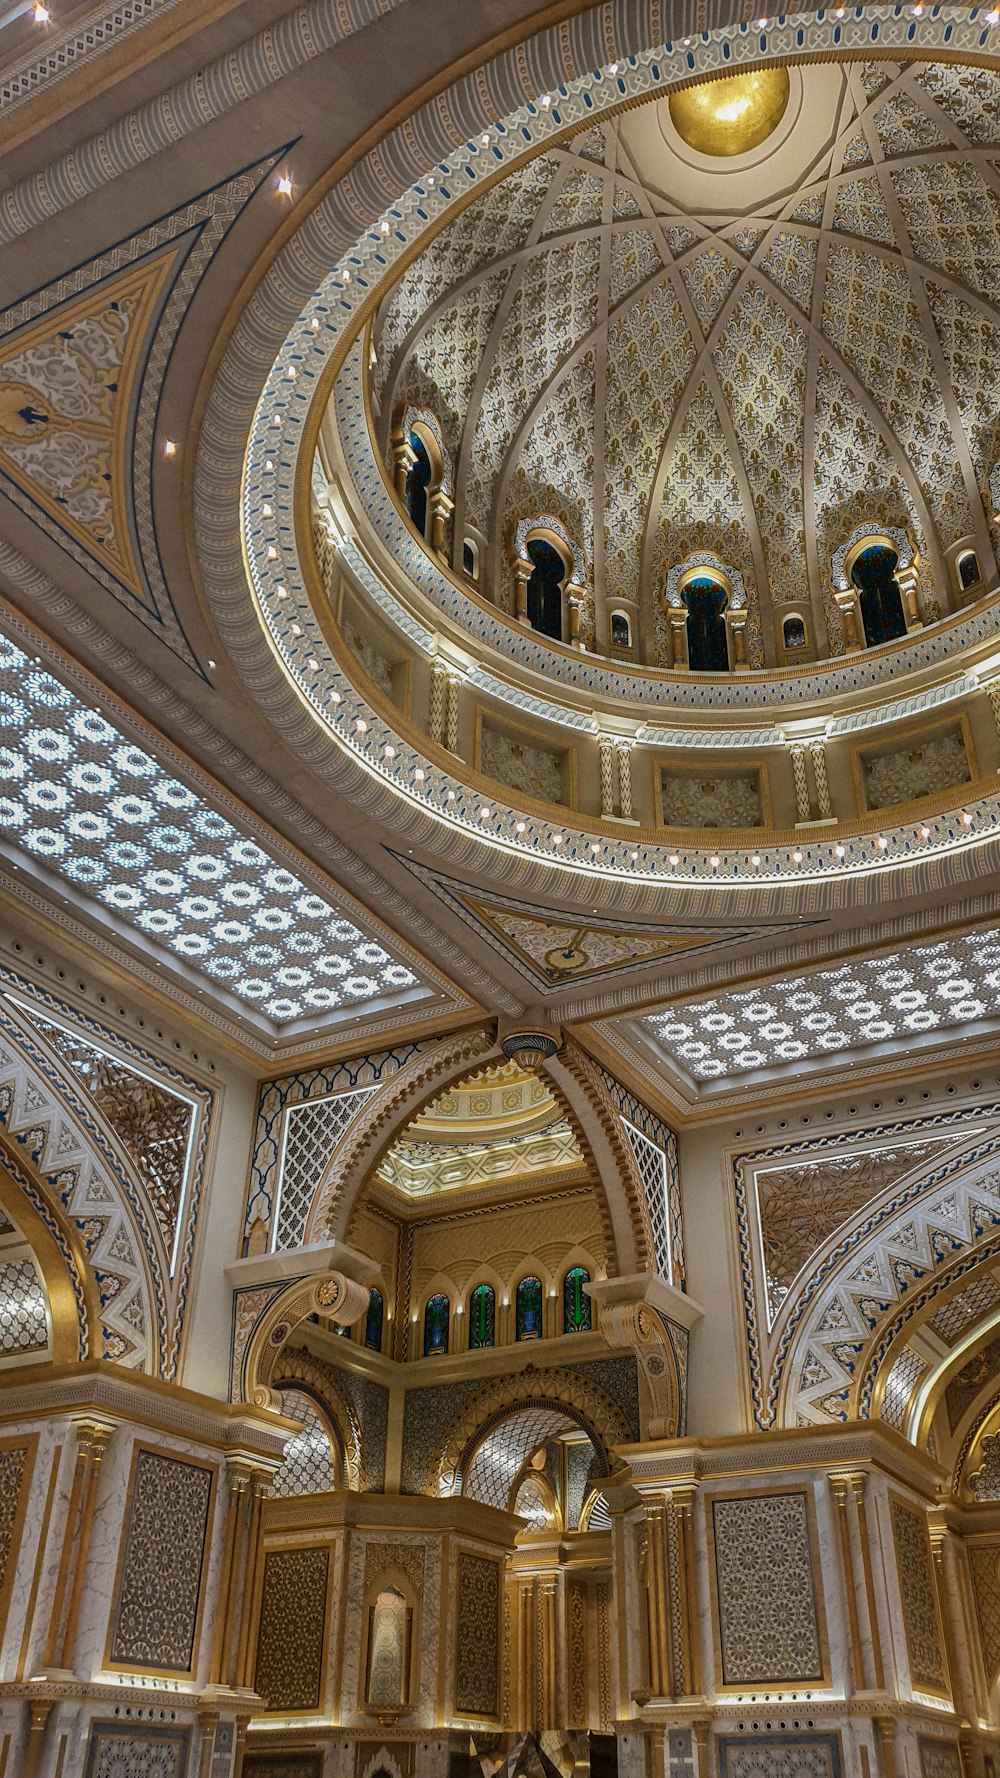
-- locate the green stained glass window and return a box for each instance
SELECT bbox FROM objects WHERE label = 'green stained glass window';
[516,1276,543,1341]
[469,1282,495,1349]
[563,1266,591,1334]
[365,1289,384,1352]
[423,1293,449,1356]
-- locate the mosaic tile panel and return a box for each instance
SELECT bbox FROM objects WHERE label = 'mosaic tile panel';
[110,1449,213,1671]
[712,1492,824,1685]
[83,1723,191,1778]
[455,1551,500,1717]
[891,1498,947,1694]
[717,1736,841,1778]
[0,1256,47,1356]
[254,1545,329,1712]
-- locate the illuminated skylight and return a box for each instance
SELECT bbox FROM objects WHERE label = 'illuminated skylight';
[642,933,1000,1081]
[0,632,417,1025]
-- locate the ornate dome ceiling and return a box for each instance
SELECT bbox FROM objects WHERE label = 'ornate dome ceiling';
[369,54,1000,666]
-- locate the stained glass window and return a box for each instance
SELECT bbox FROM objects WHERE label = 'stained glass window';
[563,1266,591,1334]
[526,539,564,640]
[405,430,432,536]
[365,1289,384,1352]
[423,1293,449,1356]
[515,1276,543,1341]
[469,1282,495,1349]
[851,544,906,647]
[683,576,729,671]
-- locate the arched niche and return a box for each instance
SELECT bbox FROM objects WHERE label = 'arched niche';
[511,517,587,647]
[391,406,453,558]
[662,554,749,672]
[361,1560,421,1717]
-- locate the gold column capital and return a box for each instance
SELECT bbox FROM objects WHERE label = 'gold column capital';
[71,1416,115,1459]
[669,1484,698,1515]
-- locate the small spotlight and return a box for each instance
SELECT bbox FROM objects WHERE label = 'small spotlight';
[162,439,177,457]
[276,174,293,197]
[33,3,49,20]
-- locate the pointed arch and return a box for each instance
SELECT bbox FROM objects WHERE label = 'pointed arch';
[0,1004,161,1373]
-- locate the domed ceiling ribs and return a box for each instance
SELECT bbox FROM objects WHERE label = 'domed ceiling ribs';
[375,57,1000,660]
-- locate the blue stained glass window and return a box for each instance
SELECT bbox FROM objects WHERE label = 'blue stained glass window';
[365,1289,384,1352]
[683,577,729,672]
[469,1282,495,1349]
[423,1293,449,1356]
[405,431,432,536]
[563,1266,591,1334]
[516,1276,543,1341]
[851,544,906,647]
[526,539,564,640]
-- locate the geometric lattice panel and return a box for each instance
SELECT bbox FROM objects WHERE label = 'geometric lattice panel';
[455,1551,500,1717]
[272,1388,339,1497]
[254,1545,329,1713]
[83,1723,191,1777]
[109,1449,213,1672]
[0,1258,47,1359]
[644,933,1000,1081]
[0,630,418,1027]
[623,1120,672,1281]
[711,1492,824,1686]
[275,1089,373,1248]
[890,1498,947,1695]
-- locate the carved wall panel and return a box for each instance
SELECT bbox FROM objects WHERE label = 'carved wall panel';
[479,726,565,805]
[861,726,970,811]
[710,1491,825,1686]
[917,1740,963,1778]
[890,1497,948,1695]
[254,1545,330,1713]
[968,1542,1000,1682]
[109,1448,214,1673]
[716,1736,842,1777]
[243,1760,323,1778]
[454,1552,501,1718]
[83,1723,191,1777]
[0,1436,33,1637]
[659,770,762,830]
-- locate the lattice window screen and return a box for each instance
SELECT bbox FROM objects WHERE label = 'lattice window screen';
[880,1347,927,1433]
[623,1119,672,1281]
[272,1388,339,1495]
[275,1089,374,1249]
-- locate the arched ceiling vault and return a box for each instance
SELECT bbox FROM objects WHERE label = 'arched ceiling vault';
[376,54,1000,655]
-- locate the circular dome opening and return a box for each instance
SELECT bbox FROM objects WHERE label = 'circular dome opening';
[668,67,791,156]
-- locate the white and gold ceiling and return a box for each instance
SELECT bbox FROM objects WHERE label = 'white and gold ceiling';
[9,0,1000,1103]
[370,55,1000,659]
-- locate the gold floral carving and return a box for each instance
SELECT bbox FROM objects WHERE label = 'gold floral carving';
[364,1539,426,1596]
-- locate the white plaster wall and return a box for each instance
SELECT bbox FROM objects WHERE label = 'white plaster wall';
[676,1125,747,1435]
[179,1060,259,1401]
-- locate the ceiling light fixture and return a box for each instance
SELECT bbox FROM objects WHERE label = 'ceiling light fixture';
[276,174,293,197]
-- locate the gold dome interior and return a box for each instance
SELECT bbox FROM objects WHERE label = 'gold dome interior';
[668,66,791,155]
